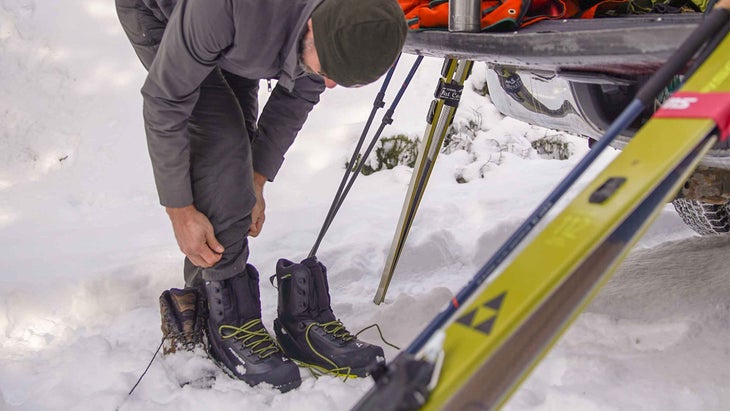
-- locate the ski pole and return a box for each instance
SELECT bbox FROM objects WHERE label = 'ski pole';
[326,57,425,227]
[309,56,424,257]
[405,5,730,356]
[308,58,399,259]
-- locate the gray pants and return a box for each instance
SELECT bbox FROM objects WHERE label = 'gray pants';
[116,0,258,286]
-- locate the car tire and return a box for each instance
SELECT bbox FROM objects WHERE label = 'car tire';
[672,198,730,236]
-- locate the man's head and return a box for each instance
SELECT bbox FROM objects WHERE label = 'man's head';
[307,0,407,88]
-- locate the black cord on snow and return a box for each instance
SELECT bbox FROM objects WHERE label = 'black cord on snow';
[308,55,424,258]
[127,339,164,396]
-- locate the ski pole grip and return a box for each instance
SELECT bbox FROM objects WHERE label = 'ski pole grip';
[635,7,730,105]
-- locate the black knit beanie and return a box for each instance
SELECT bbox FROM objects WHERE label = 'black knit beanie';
[311,0,407,87]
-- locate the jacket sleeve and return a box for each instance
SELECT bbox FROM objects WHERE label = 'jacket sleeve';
[252,74,326,181]
[141,0,234,207]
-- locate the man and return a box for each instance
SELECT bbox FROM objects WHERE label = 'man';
[115,0,407,392]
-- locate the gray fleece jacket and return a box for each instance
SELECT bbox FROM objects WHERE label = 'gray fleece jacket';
[140,0,326,207]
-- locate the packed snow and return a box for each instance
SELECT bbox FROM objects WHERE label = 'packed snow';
[1,1,729,410]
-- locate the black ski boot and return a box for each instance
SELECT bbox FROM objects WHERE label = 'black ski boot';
[205,264,300,391]
[273,257,385,377]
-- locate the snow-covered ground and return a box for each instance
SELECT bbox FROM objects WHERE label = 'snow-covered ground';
[1,2,728,410]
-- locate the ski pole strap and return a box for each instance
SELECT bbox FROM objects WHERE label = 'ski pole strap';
[654,92,730,140]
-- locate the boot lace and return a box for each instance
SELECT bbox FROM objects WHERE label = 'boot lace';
[301,321,400,381]
[319,319,355,342]
[303,320,355,380]
[219,319,280,359]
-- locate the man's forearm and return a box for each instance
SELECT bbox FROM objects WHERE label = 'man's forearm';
[254,171,267,190]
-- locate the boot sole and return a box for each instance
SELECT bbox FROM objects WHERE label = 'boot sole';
[209,356,302,393]
[204,320,301,392]
[289,358,372,379]
[276,331,375,378]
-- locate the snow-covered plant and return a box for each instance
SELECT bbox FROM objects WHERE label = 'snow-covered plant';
[443,108,483,155]
[347,134,420,175]
[531,133,573,160]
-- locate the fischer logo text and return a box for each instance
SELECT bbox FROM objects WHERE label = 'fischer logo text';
[662,96,699,110]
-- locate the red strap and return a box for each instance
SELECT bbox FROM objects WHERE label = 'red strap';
[654,92,730,142]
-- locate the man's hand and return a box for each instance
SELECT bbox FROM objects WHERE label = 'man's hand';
[166,205,224,268]
[249,172,267,237]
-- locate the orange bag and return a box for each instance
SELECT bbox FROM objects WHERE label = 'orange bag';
[399,0,586,31]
